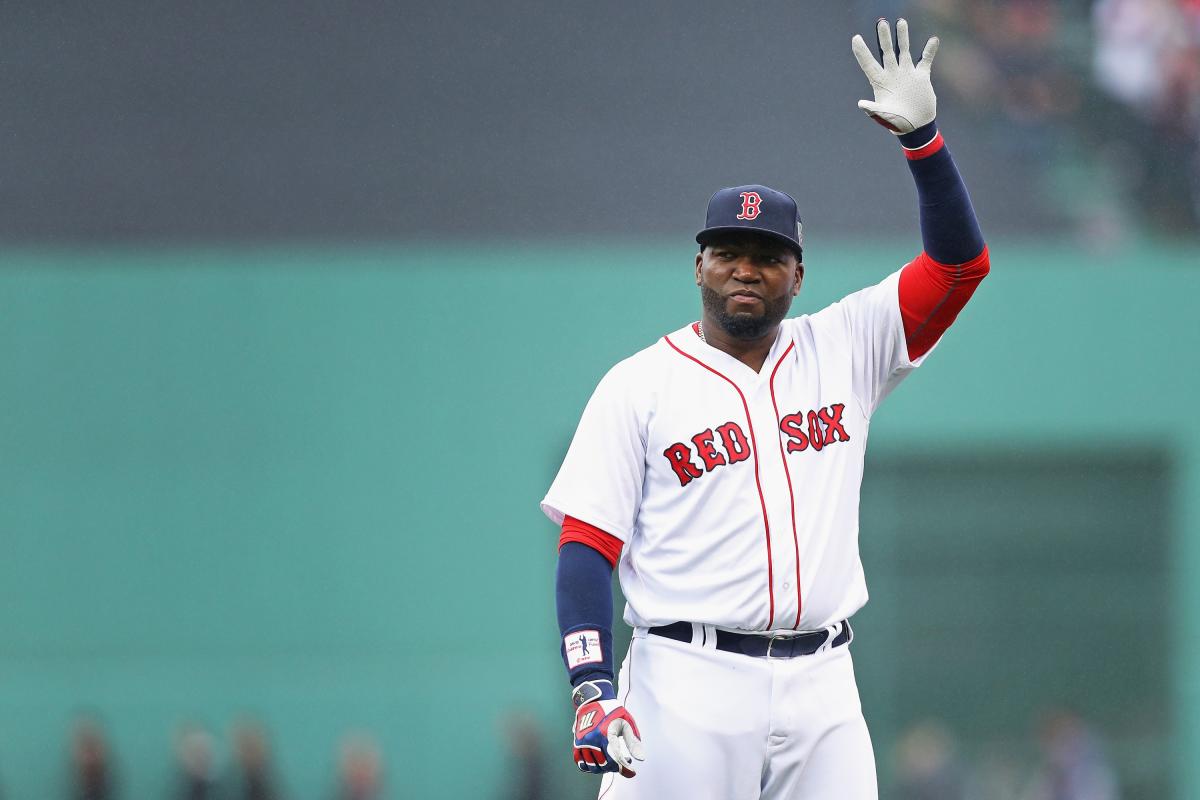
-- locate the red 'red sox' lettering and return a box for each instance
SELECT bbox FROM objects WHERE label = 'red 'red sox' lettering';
[665,408,850,488]
[664,421,750,486]
[779,403,850,453]
[691,428,727,471]
[662,442,704,486]
[716,421,750,463]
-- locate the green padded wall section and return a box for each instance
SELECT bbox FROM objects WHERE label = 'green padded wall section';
[856,450,1169,797]
[0,241,1197,797]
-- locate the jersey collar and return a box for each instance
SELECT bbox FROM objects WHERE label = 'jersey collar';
[666,320,793,383]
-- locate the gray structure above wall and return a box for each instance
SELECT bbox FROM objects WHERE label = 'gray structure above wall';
[0,2,1054,243]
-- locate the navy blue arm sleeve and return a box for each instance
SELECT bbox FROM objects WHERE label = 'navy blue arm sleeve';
[898,122,985,265]
[556,541,615,687]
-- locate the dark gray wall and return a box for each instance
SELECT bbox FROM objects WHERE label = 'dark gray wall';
[0,1,1046,242]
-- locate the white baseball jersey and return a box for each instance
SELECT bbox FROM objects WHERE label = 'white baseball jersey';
[542,269,933,633]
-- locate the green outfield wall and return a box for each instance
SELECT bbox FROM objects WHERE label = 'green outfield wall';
[1,240,1197,798]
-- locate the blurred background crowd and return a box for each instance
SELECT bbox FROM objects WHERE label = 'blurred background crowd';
[0,709,1122,800]
[905,0,1200,239]
[0,717,384,800]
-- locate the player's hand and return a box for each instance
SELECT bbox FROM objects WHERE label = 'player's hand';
[852,18,938,134]
[570,679,645,778]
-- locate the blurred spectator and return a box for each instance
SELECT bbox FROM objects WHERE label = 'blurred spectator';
[70,716,116,800]
[228,721,284,800]
[972,742,1032,800]
[1092,0,1189,118]
[913,0,1200,236]
[1023,709,1118,800]
[499,713,547,800]
[174,724,219,800]
[334,735,383,800]
[917,0,1081,148]
[892,719,970,800]
[1091,0,1200,232]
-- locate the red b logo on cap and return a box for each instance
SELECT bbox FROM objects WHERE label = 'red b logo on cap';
[736,191,762,220]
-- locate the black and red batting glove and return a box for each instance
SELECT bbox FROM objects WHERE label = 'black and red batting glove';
[570,679,645,777]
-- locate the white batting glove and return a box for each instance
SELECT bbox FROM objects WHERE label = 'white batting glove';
[852,18,939,135]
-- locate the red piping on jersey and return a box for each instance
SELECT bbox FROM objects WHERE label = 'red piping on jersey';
[768,340,804,629]
[559,516,624,568]
[663,333,776,630]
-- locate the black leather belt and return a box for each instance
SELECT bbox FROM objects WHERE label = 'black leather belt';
[649,620,852,659]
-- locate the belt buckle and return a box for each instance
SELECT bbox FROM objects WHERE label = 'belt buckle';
[766,634,792,659]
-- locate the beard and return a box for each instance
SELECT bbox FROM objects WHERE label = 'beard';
[700,284,793,340]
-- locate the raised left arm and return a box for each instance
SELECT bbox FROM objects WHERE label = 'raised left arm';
[853,18,990,360]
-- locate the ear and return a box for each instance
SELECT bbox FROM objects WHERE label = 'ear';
[792,263,804,296]
[695,250,704,286]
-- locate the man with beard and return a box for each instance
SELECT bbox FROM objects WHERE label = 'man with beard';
[541,18,990,800]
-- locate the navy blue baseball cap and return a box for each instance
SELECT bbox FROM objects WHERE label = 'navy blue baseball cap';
[696,184,804,259]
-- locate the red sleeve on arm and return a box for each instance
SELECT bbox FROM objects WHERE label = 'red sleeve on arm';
[559,515,624,568]
[899,245,990,361]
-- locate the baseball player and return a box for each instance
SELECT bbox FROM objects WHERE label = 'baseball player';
[542,19,989,799]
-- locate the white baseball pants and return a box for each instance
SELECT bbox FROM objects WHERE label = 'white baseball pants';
[597,626,877,800]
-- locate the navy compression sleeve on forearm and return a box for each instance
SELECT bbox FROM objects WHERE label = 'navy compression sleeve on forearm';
[556,541,615,686]
[898,122,985,265]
